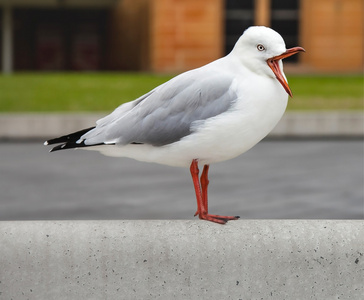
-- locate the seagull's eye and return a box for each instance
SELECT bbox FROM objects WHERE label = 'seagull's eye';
[257,44,265,51]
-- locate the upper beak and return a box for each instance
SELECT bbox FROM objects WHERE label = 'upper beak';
[267,47,305,97]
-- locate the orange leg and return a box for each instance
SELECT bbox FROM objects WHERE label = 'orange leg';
[200,164,210,213]
[194,164,209,216]
[190,159,239,224]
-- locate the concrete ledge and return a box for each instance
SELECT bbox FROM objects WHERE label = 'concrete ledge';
[0,112,363,139]
[0,220,362,299]
[0,113,103,140]
[272,112,364,137]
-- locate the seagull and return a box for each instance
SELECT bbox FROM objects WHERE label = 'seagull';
[45,26,305,224]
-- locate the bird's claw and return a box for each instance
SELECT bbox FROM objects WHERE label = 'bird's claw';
[195,213,240,224]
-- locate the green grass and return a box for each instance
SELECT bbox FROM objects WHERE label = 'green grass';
[288,75,363,111]
[0,73,362,112]
[0,73,174,112]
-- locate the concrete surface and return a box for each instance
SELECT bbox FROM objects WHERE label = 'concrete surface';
[0,140,363,221]
[0,113,104,140]
[0,220,363,299]
[0,112,363,139]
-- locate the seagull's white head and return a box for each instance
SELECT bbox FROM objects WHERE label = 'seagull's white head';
[231,26,305,97]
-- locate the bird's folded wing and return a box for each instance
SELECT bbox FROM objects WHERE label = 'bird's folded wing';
[81,68,238,146]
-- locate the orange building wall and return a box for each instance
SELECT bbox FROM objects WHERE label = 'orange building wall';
[110,0,363,73]
[109,0,223,73]
[149,0,224,72]
[300,0,363,72]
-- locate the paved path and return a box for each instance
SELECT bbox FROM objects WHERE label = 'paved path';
[0,140,362,220]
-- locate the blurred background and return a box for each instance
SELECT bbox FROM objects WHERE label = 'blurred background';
[0,0,363,220]
[0,0,363,73]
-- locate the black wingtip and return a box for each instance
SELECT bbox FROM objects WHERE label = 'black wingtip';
[44,127,96,152]
[45,127,95,146]
[49,143,68,152]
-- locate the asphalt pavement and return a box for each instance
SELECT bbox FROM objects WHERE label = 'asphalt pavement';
[0,140,363,220]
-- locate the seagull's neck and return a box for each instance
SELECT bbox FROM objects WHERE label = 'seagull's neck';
[223,52,266,78]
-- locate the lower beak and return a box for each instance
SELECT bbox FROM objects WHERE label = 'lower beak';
[267,47,305,97]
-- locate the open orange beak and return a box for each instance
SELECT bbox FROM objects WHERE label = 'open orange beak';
[267,47,305,97]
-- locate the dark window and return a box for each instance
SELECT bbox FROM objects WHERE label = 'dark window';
[225,0,254,54]
[271,0,299,62]
[13,8,109,71]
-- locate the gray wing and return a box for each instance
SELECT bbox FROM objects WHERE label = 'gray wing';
[82,68,238,146]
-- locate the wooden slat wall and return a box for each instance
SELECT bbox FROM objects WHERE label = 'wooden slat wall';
[149,0,223,72]
[300,0,363,72]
